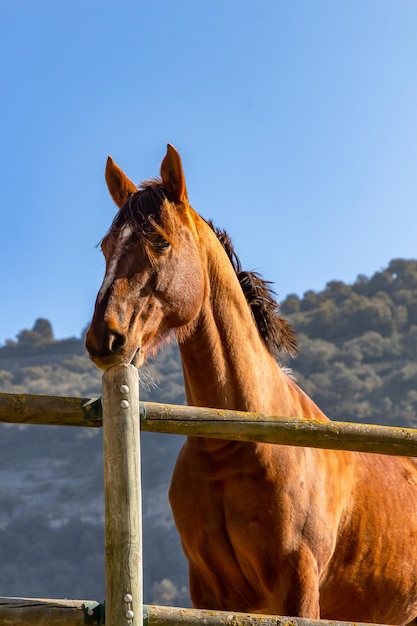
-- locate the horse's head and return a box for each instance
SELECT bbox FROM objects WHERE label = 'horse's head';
[86,144,205,370]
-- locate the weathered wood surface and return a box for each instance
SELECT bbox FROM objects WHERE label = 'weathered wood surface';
[0,392,102,427]
[145,605,389,626]
[1,391,417,456]
[0,597,99,625]
[102,364,142,626]
[140,402,417,457]
[0,600,390,626]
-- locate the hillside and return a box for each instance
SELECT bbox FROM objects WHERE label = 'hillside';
[0,257,416,604]
[281,258,417,427]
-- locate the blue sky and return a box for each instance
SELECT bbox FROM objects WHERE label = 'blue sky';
[1,1,416,345]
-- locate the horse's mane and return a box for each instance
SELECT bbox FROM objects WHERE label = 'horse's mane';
[114,181,299,359]
[207,222,299,359]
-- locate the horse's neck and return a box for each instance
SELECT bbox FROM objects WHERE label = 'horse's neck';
[177,237,328,424]
[179,298,277,413]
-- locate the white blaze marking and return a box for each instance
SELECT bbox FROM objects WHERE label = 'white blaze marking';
[98,224,132,302]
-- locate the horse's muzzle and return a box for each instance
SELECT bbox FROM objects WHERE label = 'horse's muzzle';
[85,324,139,370]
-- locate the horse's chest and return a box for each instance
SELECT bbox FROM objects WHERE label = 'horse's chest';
[169,442,305,558]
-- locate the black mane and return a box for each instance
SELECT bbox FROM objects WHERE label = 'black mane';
[208,221,299,359]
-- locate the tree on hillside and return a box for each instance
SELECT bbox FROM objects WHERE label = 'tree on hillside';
[17,318,54,347]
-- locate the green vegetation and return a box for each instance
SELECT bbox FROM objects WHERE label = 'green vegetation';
[0,258,416,604]
[281,259,417,427]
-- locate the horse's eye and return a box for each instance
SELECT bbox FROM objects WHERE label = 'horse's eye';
[147,233,170,252]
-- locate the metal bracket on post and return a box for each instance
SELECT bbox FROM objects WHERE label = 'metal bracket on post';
[82,397,103,424]
[83,601,105,624]
[102,364,142,626]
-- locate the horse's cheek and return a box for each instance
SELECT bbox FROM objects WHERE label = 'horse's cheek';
[168,259,204,323]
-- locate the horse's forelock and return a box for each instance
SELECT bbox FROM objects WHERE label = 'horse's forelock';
[109,179,168,236]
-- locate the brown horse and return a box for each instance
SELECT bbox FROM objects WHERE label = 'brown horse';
[86,145,417,624]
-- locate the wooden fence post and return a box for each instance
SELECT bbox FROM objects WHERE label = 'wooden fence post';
[102,363,142,626]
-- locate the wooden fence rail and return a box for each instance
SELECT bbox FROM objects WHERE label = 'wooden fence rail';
[0,597,99,626]
[0,599,390,626]
[1,391,417,456]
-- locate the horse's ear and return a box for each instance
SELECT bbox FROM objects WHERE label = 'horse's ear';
[160,144,188,204]
[105,156,137,209]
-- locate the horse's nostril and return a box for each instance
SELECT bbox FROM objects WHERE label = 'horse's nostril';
[108,331,126,354]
